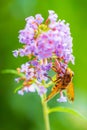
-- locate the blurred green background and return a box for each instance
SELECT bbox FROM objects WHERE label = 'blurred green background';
[0,0,87,130]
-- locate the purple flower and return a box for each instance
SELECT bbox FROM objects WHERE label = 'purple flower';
[57,95,67,103]
[14,78,20,83]
[25,16,38,30]
[25,16,34,22]
[38,86,47,96]
[33,63,50,81]
[23,85,36,93]
[20,62,30,73]
[19,49,25,57]
[13,10,75,100]
[28,84,36,92]
[35,69,48,81]
[31,60,39,66]
[18,84,36,95]
[18,90,24,96]
[57,92,67,103]
[14,10,74,64]
[41,63,52,71]
[35,14,44,24]
[37,49,53,59]
[25,68,34,80]
[18,28,34,44]
[48,10,58,22]
[13,50,19,57]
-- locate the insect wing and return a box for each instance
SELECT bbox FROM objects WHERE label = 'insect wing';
[45,80,63,102]
[45,84,60,102]
[66,82,74,101]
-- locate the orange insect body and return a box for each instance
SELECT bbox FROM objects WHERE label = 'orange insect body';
[45,64,74,102]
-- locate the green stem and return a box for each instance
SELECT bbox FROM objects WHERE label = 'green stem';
[41,96,50,130]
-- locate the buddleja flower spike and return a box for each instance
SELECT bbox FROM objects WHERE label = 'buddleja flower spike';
[13,10,75,103]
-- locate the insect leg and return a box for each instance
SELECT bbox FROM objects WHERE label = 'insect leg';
[51,65,58,72]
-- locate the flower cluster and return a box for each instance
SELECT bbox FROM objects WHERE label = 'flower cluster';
[14,60,51,96]
[13,10,74,102]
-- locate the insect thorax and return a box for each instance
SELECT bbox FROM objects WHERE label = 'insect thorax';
[62,73,72,86]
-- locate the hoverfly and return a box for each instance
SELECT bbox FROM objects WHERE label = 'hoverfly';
[45,59,74,102]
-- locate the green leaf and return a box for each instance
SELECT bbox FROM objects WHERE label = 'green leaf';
[1,69,25,77]
[48,107,87,121]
